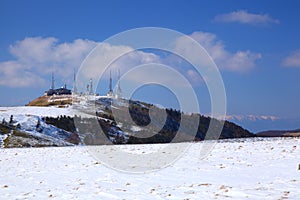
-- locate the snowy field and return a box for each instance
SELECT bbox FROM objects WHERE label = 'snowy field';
[0,137,299,199]
[0,106,74,118]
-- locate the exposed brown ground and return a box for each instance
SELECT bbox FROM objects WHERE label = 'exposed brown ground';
[26,95,72,107]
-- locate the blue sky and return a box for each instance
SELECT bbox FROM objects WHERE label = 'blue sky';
[1,0,300,132]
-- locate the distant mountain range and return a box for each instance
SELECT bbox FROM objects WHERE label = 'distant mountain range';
[256,129,300,137]
[226,114,300,134]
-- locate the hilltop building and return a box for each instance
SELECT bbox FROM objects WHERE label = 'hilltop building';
[73,69,77,94]
[44,70,122,98]
[44,73,72,96]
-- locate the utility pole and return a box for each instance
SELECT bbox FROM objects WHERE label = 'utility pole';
[107,70,114,98]
[89,78,93,95]
[109,70,113,93]
[116,69,122,99]
[73,69,77,94]
[51,73,55,90]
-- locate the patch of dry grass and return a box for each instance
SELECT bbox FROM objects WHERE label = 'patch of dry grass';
[26,96,72,107]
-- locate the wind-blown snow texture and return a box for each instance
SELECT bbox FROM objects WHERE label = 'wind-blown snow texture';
[0,137,299,199]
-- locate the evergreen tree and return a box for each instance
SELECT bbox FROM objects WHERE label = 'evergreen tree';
[36,118,41,129]
[9,115,13,125]
[36,118,42,132]
[16,123,21,129]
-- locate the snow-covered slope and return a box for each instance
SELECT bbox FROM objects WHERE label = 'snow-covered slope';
[0,106,73,118]
[0,137,299,199]
[0,107,78,147]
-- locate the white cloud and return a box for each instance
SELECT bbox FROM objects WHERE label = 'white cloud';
[0,32,261,89]
[225,50,262,71]
[225,114,279,122]
[186,69,203,85]
[3,36,165,89]
[110,46,161,72]
[214,10,280,25]
[9,37,58,64]
[0,37,98,88]
[76,42,161,91]
[9,37,98,77]
[0,61,46,87]
[176,31,261,72]
[0,36,163,88]
[282,51,300,67]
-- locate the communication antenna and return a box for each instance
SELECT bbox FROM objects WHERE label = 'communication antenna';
[51,73,55,90]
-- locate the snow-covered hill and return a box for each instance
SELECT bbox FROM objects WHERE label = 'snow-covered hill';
[0,137,299,199]
[0,106,79,147]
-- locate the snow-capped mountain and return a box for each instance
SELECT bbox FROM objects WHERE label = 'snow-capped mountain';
[225,114,300,133]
